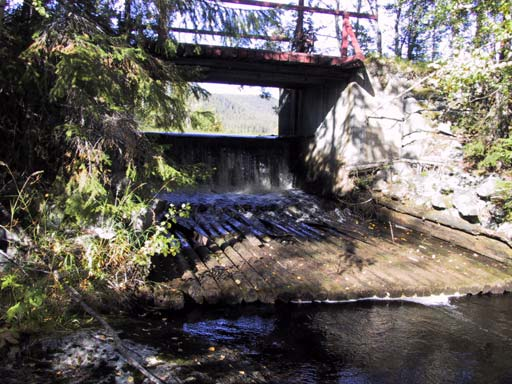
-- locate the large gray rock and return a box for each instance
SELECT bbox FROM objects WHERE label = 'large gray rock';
[132,199,168,232]
[477,202,494,228]
[389,183,411,201]
[452,191,480,220]
[476,177,499,199]
[497,222,512,240]
[372,178,389,192]
[437,122,453,136]
[392,162,414,178]
[374,169,389,182]
[431,194,448,210]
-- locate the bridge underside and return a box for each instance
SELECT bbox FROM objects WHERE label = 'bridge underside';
[172,43,364,87]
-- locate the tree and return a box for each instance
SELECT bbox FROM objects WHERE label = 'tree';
[0,0,280,176]
[367,0,383,56]
[432,0,512,171]
[387,0,437,60]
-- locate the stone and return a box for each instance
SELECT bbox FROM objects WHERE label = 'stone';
[87,227,116,240]
[452,191,480,220]
[497,222,512,240]
[476,177,499,199]
[132,199,168,232]
[389,184,410,201]
[0,249,8,272]
[404,96,422,114]
[477,202,493,228]
[431,194,448,210]
[0,226,7,252]
[372,178,389,192]
[437,122,453,136]
[440,186,454,195]
[374,169,389,182]
[392,162,414,178]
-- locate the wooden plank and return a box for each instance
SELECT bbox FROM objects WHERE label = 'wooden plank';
[215,0,377,20]
[169,27,290,41]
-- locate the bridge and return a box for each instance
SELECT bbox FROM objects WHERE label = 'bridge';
[166,0,374,87]
[142,1,512,309]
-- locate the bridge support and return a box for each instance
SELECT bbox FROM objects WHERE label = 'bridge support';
[280,61,432,195]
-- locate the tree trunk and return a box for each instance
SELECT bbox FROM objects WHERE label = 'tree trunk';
[393,4,402,57]
[430,25,437,61]
[20,0,33,23]
[122,0,132,36]
[354,0,363,37]
[156,0,169,48]
[335,0,342,52]
[0,0,6,27]
[368,0,382,56]
[293,0,305,52]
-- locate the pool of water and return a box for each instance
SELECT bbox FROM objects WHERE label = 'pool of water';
[5,295,512,384]
[124,295,512,384]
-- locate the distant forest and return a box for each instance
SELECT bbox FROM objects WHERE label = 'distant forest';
[190,93,279,136]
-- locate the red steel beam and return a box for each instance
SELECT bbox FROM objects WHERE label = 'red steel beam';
[169,27,291,41]
[215,0,377,20]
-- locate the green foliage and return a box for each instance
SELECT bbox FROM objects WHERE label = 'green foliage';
[478,138,512,171]
[186,93,278,136]
[0,0,285,338]
[190,110,222,133]
[496,181,512,221]
[463,140,486,162]
[435,48,512,171]
[1,273,48,326]
[0,154,189,333]
[386,0,442,61]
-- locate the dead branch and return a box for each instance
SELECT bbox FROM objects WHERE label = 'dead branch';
[53,271,181,384]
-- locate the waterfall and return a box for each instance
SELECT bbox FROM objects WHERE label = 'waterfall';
[149,132,296,192]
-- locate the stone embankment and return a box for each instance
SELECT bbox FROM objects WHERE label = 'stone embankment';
[366,111,512,263]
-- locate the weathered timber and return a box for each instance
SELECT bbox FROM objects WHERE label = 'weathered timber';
[151,194,512,307]
[193,242,244,305]
[375,195,512,249]
[376,205,512,264]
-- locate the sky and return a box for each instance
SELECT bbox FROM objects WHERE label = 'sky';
[186,0,395,97]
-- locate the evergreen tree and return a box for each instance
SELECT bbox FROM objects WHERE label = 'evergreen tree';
[0,0,279,177]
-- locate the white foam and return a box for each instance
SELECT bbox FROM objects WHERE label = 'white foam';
[290,293,464,307]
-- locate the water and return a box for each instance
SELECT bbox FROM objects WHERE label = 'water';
[123,295,512,384]
[5,294,512,383]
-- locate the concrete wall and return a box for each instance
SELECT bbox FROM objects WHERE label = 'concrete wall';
[280,61,434,195]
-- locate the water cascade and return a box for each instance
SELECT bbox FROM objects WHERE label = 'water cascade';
[148,132,297,192]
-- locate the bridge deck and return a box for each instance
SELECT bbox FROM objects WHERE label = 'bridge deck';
[147,193,512,309]
[171,43,364,87]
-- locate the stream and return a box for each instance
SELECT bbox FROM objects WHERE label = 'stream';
[4,295,512,383]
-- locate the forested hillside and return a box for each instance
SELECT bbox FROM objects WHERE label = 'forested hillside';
[191,94,278,135]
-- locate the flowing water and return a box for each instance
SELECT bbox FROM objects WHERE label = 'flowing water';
[151,133,297,192]
[9,296,512,383]
[131,296,512,384]
[6,136,510,383]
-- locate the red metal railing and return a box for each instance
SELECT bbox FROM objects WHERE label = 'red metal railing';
[171,0,377,61]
